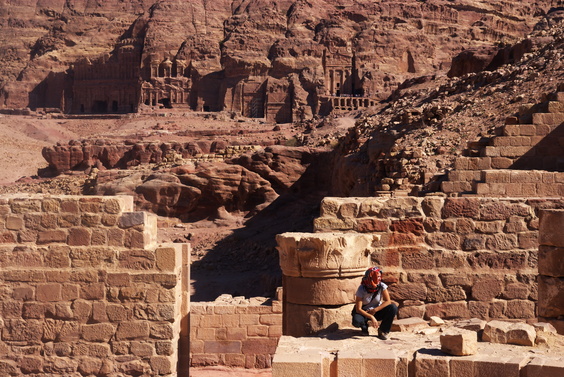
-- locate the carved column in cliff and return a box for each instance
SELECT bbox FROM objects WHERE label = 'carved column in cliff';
[276,232,378,336]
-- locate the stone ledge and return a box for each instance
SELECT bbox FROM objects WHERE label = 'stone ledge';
[272,330,564,377]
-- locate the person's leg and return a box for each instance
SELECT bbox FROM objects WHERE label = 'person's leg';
[352,312,370,334]
[374,303,398,334]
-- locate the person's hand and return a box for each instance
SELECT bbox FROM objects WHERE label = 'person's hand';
[369,316,378,328]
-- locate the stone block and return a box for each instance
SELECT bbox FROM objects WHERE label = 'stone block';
[538,245,564,277]
[68,227,91,246]
[415,350,450,377]
[523,357,564,377]
[473,354,528,377]
[80,283,105,300]
[391,317,428,332]
[425,302,469,319]
[285,276,359,305]
[284,302,354,337]
[77,357,103,375]
[505,300,535,319]
[491,157,513,169]
[272,350,326,377]
[37,230,67,244]
[116,321,150,340]
[82,323,116,342]
[538,276,564,318]
[150,356,172,375]
[260,314,282,326]
[36,283,62,302]
[389,283,427,301]
[482,320,536,346]
[242,338,279,355]
[362,349,397,377]
[20,356,43,374]
[337,349,362,376]
[440,329,477,356]
[539,210,564,247]
[150,323,174,339]
[204,340,242,354]
[430,316,445,326]
[156,245,181,272]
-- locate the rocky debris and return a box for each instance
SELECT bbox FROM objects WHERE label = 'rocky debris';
[482,320,537,346]
[440,328,478,356]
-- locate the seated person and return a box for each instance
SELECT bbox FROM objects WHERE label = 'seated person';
[351,266,398,339]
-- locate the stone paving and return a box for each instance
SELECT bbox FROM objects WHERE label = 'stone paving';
[272,325,564,377]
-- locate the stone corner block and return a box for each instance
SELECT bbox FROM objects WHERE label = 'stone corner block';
[155,244,183,272]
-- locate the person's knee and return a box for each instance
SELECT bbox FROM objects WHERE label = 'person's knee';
[352,314,366,327]
[389,303,398,316]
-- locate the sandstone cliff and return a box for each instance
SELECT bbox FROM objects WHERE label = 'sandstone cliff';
[1,0,559,121]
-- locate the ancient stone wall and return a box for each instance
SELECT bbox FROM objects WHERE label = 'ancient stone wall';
[0,194,190,376]
[190,293,282,368]
[277,196,564,336]
[538,209,564,334]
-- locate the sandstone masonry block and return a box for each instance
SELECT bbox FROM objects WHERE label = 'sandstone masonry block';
[482,320,536,346]
[440,329,477,356]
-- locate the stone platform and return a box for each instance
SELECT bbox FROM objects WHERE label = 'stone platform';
[272,328,564,377]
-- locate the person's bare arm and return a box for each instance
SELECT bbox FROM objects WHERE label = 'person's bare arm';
[355,295,378,328]
[369,289,392,314]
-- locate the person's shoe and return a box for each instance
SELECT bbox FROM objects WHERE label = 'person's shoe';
[377,330,389,340]
[360,327,369,336]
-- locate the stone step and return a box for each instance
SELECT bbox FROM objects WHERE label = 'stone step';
[475,182,564,197]
[447,170,482,182]
[533,112,564,125]
[453,157,492,170]
[490,135,543,148]
[547,100,564,113]
[480,169,564,184]
[441,180,473,194]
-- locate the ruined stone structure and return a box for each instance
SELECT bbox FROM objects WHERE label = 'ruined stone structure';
[276,195,564,337]
[441,89,564,197]
[272,330,564,377]
[538,209,564,334]
[190,292,282,368]
[0,195,190,376]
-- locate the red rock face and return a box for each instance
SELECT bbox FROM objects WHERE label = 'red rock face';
[0,1,554,120]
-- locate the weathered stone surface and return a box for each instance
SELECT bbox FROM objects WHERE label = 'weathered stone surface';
[538,245,564,278]
[538,276,564,318]
[284,302,354,337]
[277,232,378,278]
[482,320,536,346]
[284,276,359,306]
[440,329,478,356]
[539,210,564,247]
[391,317,428,333]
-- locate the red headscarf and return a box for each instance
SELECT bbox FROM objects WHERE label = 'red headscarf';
[361,266,382,293]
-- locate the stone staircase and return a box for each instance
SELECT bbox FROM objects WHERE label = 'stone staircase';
[442,86,564,197]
